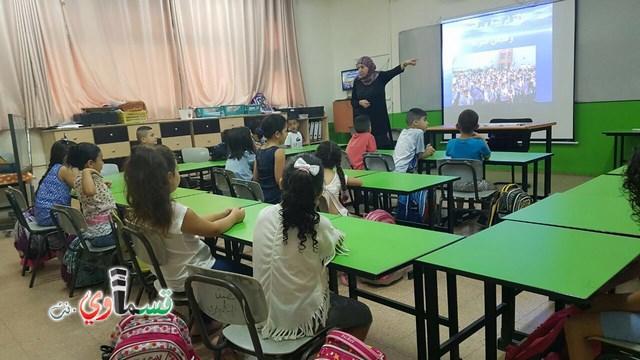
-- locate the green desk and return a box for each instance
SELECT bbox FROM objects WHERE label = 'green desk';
[357,171,459,232]
[103,173,125,194]
[416,221,640,360]
[504,191,638,238]
[112,187,204,206]
[608,165,627,176]
[421,150,554,200]
[175,193,259,214]
[603,130,640,168]
[342,169,377,178]
[373,149,394,156]
[177,160,226,174]
[564,175,625,198]
[283,144,319,156]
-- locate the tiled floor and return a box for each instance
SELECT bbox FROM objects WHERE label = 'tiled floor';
[0,171,596,359]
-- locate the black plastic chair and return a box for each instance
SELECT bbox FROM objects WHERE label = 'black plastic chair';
[231,179,265,202]
[49,204,116,297]
[211,168,236,197]
[185,265,328,360]
[5,187,58,288]
[363,153,395,172]
[487,118,533,184]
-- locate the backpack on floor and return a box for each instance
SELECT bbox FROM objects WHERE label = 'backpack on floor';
[103,314,200,360]
[316,330,386,360]
[361,210,409,285]
[505,305,582,360]
[12,208,57,268]
[395,189,429,224]
[489,184,533,226]
[61,237,106,288]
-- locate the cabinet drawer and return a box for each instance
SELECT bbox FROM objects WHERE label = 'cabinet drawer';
[193,134,222,148]
[99,142,131,159]
[53,129,93,143]
[193,119,220,135]
[219,117,245,132]
[93,127,129,144]
[160,122,191,137]
[163,135,193,151]
[127,123,160,141]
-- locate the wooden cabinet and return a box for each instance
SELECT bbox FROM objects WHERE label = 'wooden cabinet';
[219,117,246,132]
[298,117,329,145]
[333,99,353,133]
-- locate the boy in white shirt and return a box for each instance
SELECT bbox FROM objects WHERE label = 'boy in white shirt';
[284,119,303,148]
[393,108,435,173]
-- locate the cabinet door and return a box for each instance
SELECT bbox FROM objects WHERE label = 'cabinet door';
[127,123,160,141]
[219,117,245,132]
[194,133,222,148]
[163,135,193,151]
[100,142,131,159]
[93,126,129,144]
[332,100,353,133]
[160,122,191,137]
[193,119,220,134]
[54,129,94,143]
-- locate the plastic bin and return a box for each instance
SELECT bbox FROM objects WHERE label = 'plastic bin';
[195,107,223,118]
[246,104,261,115]
[222,105,246,116]
[117,111,147,124]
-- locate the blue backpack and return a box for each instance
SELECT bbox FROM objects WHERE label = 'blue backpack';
[395,190,429,224]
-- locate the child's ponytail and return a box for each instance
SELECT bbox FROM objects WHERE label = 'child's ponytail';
[280,154,324,252]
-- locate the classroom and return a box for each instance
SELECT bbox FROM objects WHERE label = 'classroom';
[0,0,638,359]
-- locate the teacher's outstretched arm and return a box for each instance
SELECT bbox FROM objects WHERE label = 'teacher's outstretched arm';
[401,59,418,70]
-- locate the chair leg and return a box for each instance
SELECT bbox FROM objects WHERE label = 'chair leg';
[69,252,82,298]
[22,236,33,277]
[29,236,46,288]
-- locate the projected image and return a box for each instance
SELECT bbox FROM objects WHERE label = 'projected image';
[451,46,537,106]
[442,4,553,108]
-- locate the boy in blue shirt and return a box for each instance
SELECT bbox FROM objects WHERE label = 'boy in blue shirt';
[446,109,491,161]
[393,108,435,173]
[446,109,493,192]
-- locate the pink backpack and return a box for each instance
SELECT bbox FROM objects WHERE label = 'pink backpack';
[363,210,396,224]
[316,330,386,360]
[107,314,200,360]
[505,305,582,360]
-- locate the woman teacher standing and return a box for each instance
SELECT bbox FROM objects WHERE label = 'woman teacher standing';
[351,56,418,149]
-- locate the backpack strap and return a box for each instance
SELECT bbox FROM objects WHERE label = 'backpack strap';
[326,330,382,360]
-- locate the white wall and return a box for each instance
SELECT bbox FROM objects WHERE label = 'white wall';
[294,0,535,121]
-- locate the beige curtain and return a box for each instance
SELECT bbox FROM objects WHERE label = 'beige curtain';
[38,0,182,121]
[0,0,306,129]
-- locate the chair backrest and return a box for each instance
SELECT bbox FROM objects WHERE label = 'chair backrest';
[211,168,235,197]
[110,211,130,264]
[437,159,482,185]
[185,265,268,325]
[100,163,119,176]
[340,150,352,170]
[181,147,210,163]
[50,204,92,250]
[121,222,169,288]
[318,195,330,213]
[390,128,402,142]
[363,153,395,172]
[231,179,264,202]
[488,118,533,152]
[5,187,29,229]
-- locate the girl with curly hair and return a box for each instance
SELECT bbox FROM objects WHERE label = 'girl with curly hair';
[252,154,372,342]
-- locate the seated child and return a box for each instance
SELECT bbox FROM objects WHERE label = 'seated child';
[136,125,158,147]
[224,127,256,180]
[393,108,435,173]
[66,143,116,247]
[345,114,377,170]
[253,154,372,341]
[445,109,493,192]
[284,118,303,148]
[315,141,362,216]
[254,114,287,204]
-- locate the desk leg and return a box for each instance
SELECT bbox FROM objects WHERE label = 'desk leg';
[545,127,552,197]
[620,135,626,167]
[363,190,370,213]
[413,263,427,360]
[533,162,539,201]
[329,269,338,294]
[485,282,498,360]
[428,187,436,229]
[521,163,529,195]
[348,273,358,300]
[613,136,619,169]
[447,273,460,360]
[425,268,441,359]
[448,182,455,233]
[498,286,516,350]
